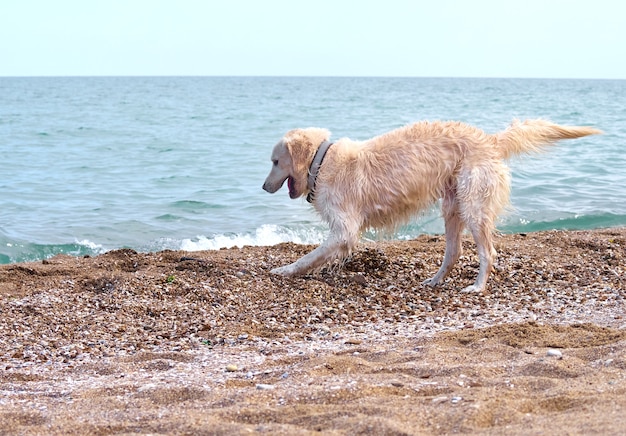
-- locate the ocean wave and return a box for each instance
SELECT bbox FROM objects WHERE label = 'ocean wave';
[180,213,626,252]
[0,238,106,264]
[499,212,626,233]
[180,224,327,251]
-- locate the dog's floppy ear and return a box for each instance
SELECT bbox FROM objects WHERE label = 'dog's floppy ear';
[283,128,331,169]
[282,128,331,198]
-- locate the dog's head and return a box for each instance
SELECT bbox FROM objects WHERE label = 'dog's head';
[262,128,331,199]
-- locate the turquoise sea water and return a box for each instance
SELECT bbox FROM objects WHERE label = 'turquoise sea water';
[1,77,624,264]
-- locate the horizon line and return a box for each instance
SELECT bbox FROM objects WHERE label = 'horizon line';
[0,74,624,81]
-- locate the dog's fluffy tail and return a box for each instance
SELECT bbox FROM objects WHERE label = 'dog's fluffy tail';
[495,119,602,160]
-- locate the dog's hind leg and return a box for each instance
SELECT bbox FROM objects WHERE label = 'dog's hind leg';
[463,219,497,293]
[423,187,464,288]
[457,163,508,293]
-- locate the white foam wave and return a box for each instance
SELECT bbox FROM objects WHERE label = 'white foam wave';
[75,239,105,251]
[180,224,327,251]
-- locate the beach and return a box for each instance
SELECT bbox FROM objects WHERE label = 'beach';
[1,228,624,434]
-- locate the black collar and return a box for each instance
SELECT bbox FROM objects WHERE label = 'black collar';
[306,140,333,203]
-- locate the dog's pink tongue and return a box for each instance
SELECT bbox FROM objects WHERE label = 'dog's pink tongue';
[287,177,295,196]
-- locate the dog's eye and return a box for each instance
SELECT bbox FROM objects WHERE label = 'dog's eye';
[272,160,278,166]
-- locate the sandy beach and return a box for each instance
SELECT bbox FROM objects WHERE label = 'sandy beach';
[0,228,624,434]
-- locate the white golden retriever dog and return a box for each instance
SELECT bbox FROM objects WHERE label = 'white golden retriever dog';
[263,120,600,292]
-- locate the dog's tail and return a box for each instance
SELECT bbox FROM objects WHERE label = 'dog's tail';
[495,119,602,160]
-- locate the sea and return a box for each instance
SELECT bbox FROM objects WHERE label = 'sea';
[1,77,624,264]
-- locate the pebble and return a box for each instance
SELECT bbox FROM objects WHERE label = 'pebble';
[137,383,157,392]
[350,274,367,285]
[225,364,238,372]
[345,339,362,345]
[546,349,563,358]
[256,384,275,390]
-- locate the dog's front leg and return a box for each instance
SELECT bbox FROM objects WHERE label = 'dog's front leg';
[271,234,354,277]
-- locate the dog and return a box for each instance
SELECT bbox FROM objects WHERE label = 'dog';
[262,119,601,292]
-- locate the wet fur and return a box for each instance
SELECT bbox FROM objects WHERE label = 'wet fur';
[262,119,601,291]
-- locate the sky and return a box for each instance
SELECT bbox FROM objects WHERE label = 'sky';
[1,0,624,79]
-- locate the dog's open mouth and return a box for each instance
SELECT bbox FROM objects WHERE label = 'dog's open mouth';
[287,176,297,198]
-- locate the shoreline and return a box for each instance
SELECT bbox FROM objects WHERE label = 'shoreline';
[3,221,626,266]
[1,228,624,434]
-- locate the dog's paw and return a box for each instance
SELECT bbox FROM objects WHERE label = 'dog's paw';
[461,284,483,293]
[270,267,286,276]
[270,266,293,276]
[421,277,440,288]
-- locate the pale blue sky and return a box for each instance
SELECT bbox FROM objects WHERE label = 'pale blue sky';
[1,0,624,78]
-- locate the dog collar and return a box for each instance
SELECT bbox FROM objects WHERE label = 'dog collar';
[306,140,334,203]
